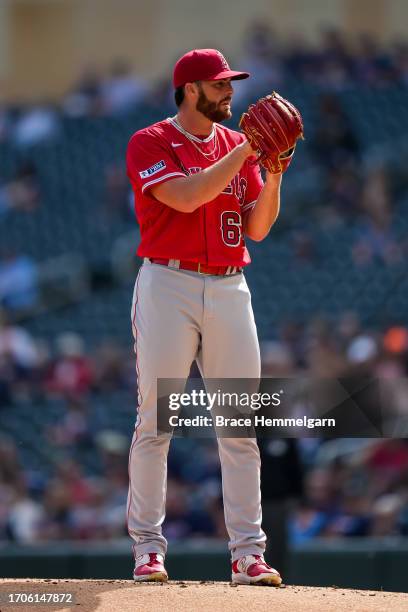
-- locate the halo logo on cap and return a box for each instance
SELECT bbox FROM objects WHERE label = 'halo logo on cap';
[216,51,230,71]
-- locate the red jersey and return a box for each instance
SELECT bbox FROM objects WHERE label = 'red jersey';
[126,117,264,266]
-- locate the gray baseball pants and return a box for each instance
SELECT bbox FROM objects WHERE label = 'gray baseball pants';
[127,259,266,562]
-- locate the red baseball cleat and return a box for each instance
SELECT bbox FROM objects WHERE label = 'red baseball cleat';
[231,555,282,586]
[133,553,168,582]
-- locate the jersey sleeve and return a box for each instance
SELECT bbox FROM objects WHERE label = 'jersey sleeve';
[242,158,264,215]
[126,131,186,195]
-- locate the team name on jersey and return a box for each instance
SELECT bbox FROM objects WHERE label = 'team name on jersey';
[222,175,248,205]
[139,160,166,179]
[185,166,247,205]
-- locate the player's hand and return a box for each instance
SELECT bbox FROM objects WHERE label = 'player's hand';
[239,140,255,159]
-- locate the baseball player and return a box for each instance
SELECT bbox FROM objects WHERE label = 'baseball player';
[126,48,294,586]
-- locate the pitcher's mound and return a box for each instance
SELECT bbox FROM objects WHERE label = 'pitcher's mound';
[1,579,407,612]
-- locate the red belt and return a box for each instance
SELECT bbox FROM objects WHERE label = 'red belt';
[148,258,242,276]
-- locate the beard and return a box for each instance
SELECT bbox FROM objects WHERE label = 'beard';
[196,86,232,122]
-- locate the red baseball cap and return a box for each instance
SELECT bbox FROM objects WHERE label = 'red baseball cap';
[173,48,250,89]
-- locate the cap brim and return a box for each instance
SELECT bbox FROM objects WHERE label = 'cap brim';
[207,70,250,81]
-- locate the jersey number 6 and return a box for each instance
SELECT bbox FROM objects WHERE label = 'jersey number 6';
[221,211,242,247]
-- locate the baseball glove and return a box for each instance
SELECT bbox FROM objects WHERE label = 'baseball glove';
[239,92,304,174]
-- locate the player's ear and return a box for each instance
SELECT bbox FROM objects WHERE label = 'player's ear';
[185,81,199,98]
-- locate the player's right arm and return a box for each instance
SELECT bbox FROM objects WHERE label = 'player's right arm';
[151,141,252,212]
[127,130,252,213]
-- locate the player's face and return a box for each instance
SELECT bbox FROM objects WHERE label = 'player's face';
[195,79,234,122]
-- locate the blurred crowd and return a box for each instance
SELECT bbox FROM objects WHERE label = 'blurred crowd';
[2,305,408,409]
[1,305,408,544]
[1,22,408,548]
[0,23,408,148]
[0,315,133,407]
[290,439,408,542]
[235,22,408,96]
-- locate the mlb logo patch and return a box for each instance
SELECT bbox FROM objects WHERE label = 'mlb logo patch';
[139,160,166,179]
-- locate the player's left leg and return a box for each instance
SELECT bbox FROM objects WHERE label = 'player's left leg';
[197,272,266,561]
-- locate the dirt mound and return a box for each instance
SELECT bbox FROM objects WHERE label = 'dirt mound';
[1,579,407,612]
